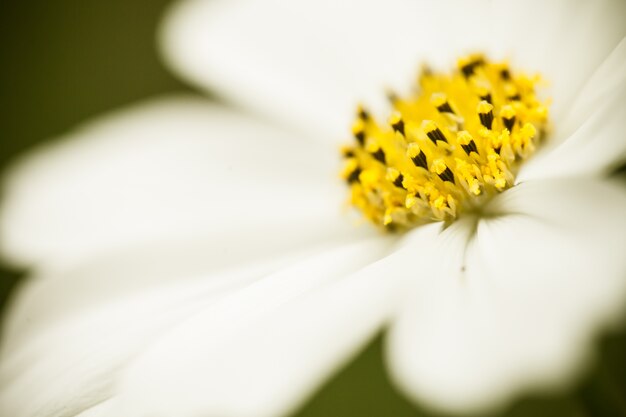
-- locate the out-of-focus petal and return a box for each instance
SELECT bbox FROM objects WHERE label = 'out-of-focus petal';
[113,235,397,417]
[0,259,276,417]
[75,399,118,417]
[1,233,349,357]
[518,38,626,182]
[0,96,358,271]
[160,0,491,141]
[161,0,625,141]
[386,178,626,414]
[0,237,393,417]
[490,0,625,121]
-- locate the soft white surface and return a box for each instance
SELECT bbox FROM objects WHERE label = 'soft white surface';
[115,237,396,417]
[518,38,626,181]
[160,0,625,140]
[161,0,492,140]
[0,260,276,417]
[488,0,626,122]
[0,237,393,417]
[387,178,626,414]
[0,96,364,271]
[0,232,340,357]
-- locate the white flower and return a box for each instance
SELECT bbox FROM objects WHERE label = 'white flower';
[1,1,626,417]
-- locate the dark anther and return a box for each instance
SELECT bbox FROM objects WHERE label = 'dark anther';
[438,167,455,184]
[342,149,355,158]
[436,101,455,114]
[479,110,494,129]
[508,94,521,101]
[358,108,370,121]
[411,150,428,169]
[384,222,398,232]
[391,119,405,136]
[426,127,448,144]
[480,93,492,104]
[347,167,362,184]
[503,116,516,131]
[392,173,405,188]
[461,58,485,78]
[461,140,478,155]
[500,69,511,80]
[354,130,365,146]
[371,148,386,164]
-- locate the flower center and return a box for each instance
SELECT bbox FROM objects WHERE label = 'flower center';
[341,54,550,230]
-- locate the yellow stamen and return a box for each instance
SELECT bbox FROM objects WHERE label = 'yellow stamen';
[341,53,550,229]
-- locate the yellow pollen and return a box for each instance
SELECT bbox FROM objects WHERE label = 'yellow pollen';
[431,159,448,175]
[477,100,494,114]
[340,53,550,230]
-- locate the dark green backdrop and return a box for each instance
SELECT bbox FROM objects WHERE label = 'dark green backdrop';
[0,2,624,416]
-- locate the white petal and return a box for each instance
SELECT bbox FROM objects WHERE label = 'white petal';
[518,38,626,182]
[0,260,277,417]
[75,399,117,417]
[490,0,626,122]
[0,237,393,417]
[114,236,396,417]
[160,0,491,140]
[386,178,626,414]
[0,96,356,271]
[0,233,342,357]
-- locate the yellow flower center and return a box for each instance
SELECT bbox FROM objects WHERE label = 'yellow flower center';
[341,54,550,230]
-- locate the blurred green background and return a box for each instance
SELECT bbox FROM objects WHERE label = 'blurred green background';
[0,1,624,416]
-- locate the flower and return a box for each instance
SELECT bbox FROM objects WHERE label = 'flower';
[338,56,550,228]
[1,1,625,417]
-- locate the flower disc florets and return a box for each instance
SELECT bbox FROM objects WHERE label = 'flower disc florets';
[341,54,550,230]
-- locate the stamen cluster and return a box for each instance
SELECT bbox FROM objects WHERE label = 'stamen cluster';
[341,54,549,230]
